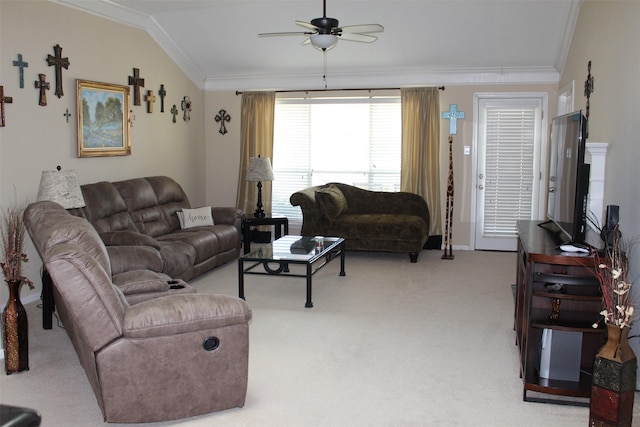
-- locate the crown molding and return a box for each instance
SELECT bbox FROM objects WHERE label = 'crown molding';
[204,67,560,91]
[50,0,207,88]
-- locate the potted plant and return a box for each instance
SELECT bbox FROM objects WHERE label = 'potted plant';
[1,203,33,374]
[589,224,636,425]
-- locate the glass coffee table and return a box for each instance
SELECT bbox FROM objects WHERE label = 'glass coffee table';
[238,235,346,308]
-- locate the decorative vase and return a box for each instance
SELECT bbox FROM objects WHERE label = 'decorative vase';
[3,280,29,374]
[590,324,636,426]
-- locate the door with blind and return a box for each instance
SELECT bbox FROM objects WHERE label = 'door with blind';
[474,95,547,251]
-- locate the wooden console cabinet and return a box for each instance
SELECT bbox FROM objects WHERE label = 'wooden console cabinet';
[515,220,604,405]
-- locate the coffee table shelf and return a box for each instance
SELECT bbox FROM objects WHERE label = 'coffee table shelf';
[238,235,345,307]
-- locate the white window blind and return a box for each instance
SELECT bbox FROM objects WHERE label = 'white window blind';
[272,96,401,225]
[482,107,536,236]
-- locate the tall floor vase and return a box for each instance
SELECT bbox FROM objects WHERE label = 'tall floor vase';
[590,324,636,426]
[3,280,29,374]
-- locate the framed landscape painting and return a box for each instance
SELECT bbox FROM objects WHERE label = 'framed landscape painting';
[77,79,130,157]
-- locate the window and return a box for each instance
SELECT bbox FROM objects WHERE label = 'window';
[271,95,401,225]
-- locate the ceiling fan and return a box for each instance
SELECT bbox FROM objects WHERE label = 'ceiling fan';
[259,0,384,51]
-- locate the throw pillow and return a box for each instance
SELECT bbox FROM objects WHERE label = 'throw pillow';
[177,206,214,229]
[315,185,348,222]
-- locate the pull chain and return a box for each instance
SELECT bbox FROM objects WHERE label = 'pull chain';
[323,49,328,89]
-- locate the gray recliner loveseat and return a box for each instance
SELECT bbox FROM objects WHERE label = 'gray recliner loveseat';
[24,201,252,423]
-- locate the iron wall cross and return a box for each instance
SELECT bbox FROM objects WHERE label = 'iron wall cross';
[584,60,595,138]
[1,86,13,127]
[35,74,50,106]
[63,108,71,123]
[158,84,166,112]
[13,54,29,89]
[181,96,192,122]
[215,109,231,135]
[128,68,145,106]
[145,90,156,113]
[442,104,465,135]
[170,104,178,123]
[46,44,70,98]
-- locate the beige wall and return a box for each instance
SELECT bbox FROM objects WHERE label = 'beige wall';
[561,0,640,378]
[561,0,640,240]
[205,91,242,207]
[0,0,205,302]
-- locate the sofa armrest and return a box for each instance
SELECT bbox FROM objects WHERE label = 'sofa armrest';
[212,206,242,225]
[100,231,160,250]
[290,185,327,235]
[123,293,252,338]
[107,245,164,275]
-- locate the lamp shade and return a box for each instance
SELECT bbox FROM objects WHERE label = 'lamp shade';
[246,157,274,182]
[311,34,338,50]
[37,169,85,209]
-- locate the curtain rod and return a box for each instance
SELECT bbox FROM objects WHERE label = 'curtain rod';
[235,86,445,95]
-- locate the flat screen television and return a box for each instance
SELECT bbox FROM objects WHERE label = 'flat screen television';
[541,111,590,246]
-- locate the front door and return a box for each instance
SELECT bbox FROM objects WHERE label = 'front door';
[473,94,547,251]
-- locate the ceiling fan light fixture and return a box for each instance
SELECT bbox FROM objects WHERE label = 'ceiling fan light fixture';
[311,34,338,50]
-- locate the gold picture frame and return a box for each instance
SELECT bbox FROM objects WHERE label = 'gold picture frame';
[77,79,130,157]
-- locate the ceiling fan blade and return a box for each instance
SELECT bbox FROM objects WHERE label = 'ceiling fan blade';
[338,32,378,43]
[296,20,320,31]
[259,31,314,37]
[339,24,384,34]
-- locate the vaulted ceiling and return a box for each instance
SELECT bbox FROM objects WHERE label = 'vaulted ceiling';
[53,0,582,91]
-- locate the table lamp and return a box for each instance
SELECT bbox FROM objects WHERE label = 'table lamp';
[37,166,85,209]
[246,155,274,218]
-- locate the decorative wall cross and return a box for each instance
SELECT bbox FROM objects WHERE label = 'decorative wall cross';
[158,84,166,112]
[145,90,156,113]
[442,104,465,135]
[584,60,595,138]
[170,104,178,123]
[128,68,145,106]
[215,109,231,135]
[1,86,13,127]
[46,44,70,98]
[13,54,29,89]
[35,74,50,106]
[63,108,71,123]
[181,96,192,122]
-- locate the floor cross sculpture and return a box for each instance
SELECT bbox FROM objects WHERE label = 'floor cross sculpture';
[46,44,70,98]
[13,54,29,89]
[35,73,50,106]
[442,136,455,260]
[442,104,465,135]
[128,68,145,106]
[1,86,13,127]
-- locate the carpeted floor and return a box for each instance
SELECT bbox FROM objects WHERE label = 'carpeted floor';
[1,249,637,426]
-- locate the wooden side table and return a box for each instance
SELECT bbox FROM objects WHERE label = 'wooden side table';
[242,216,289,254]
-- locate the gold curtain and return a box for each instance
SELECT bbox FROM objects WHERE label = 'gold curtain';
[236,91,276,216]
[400,87,442,236]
